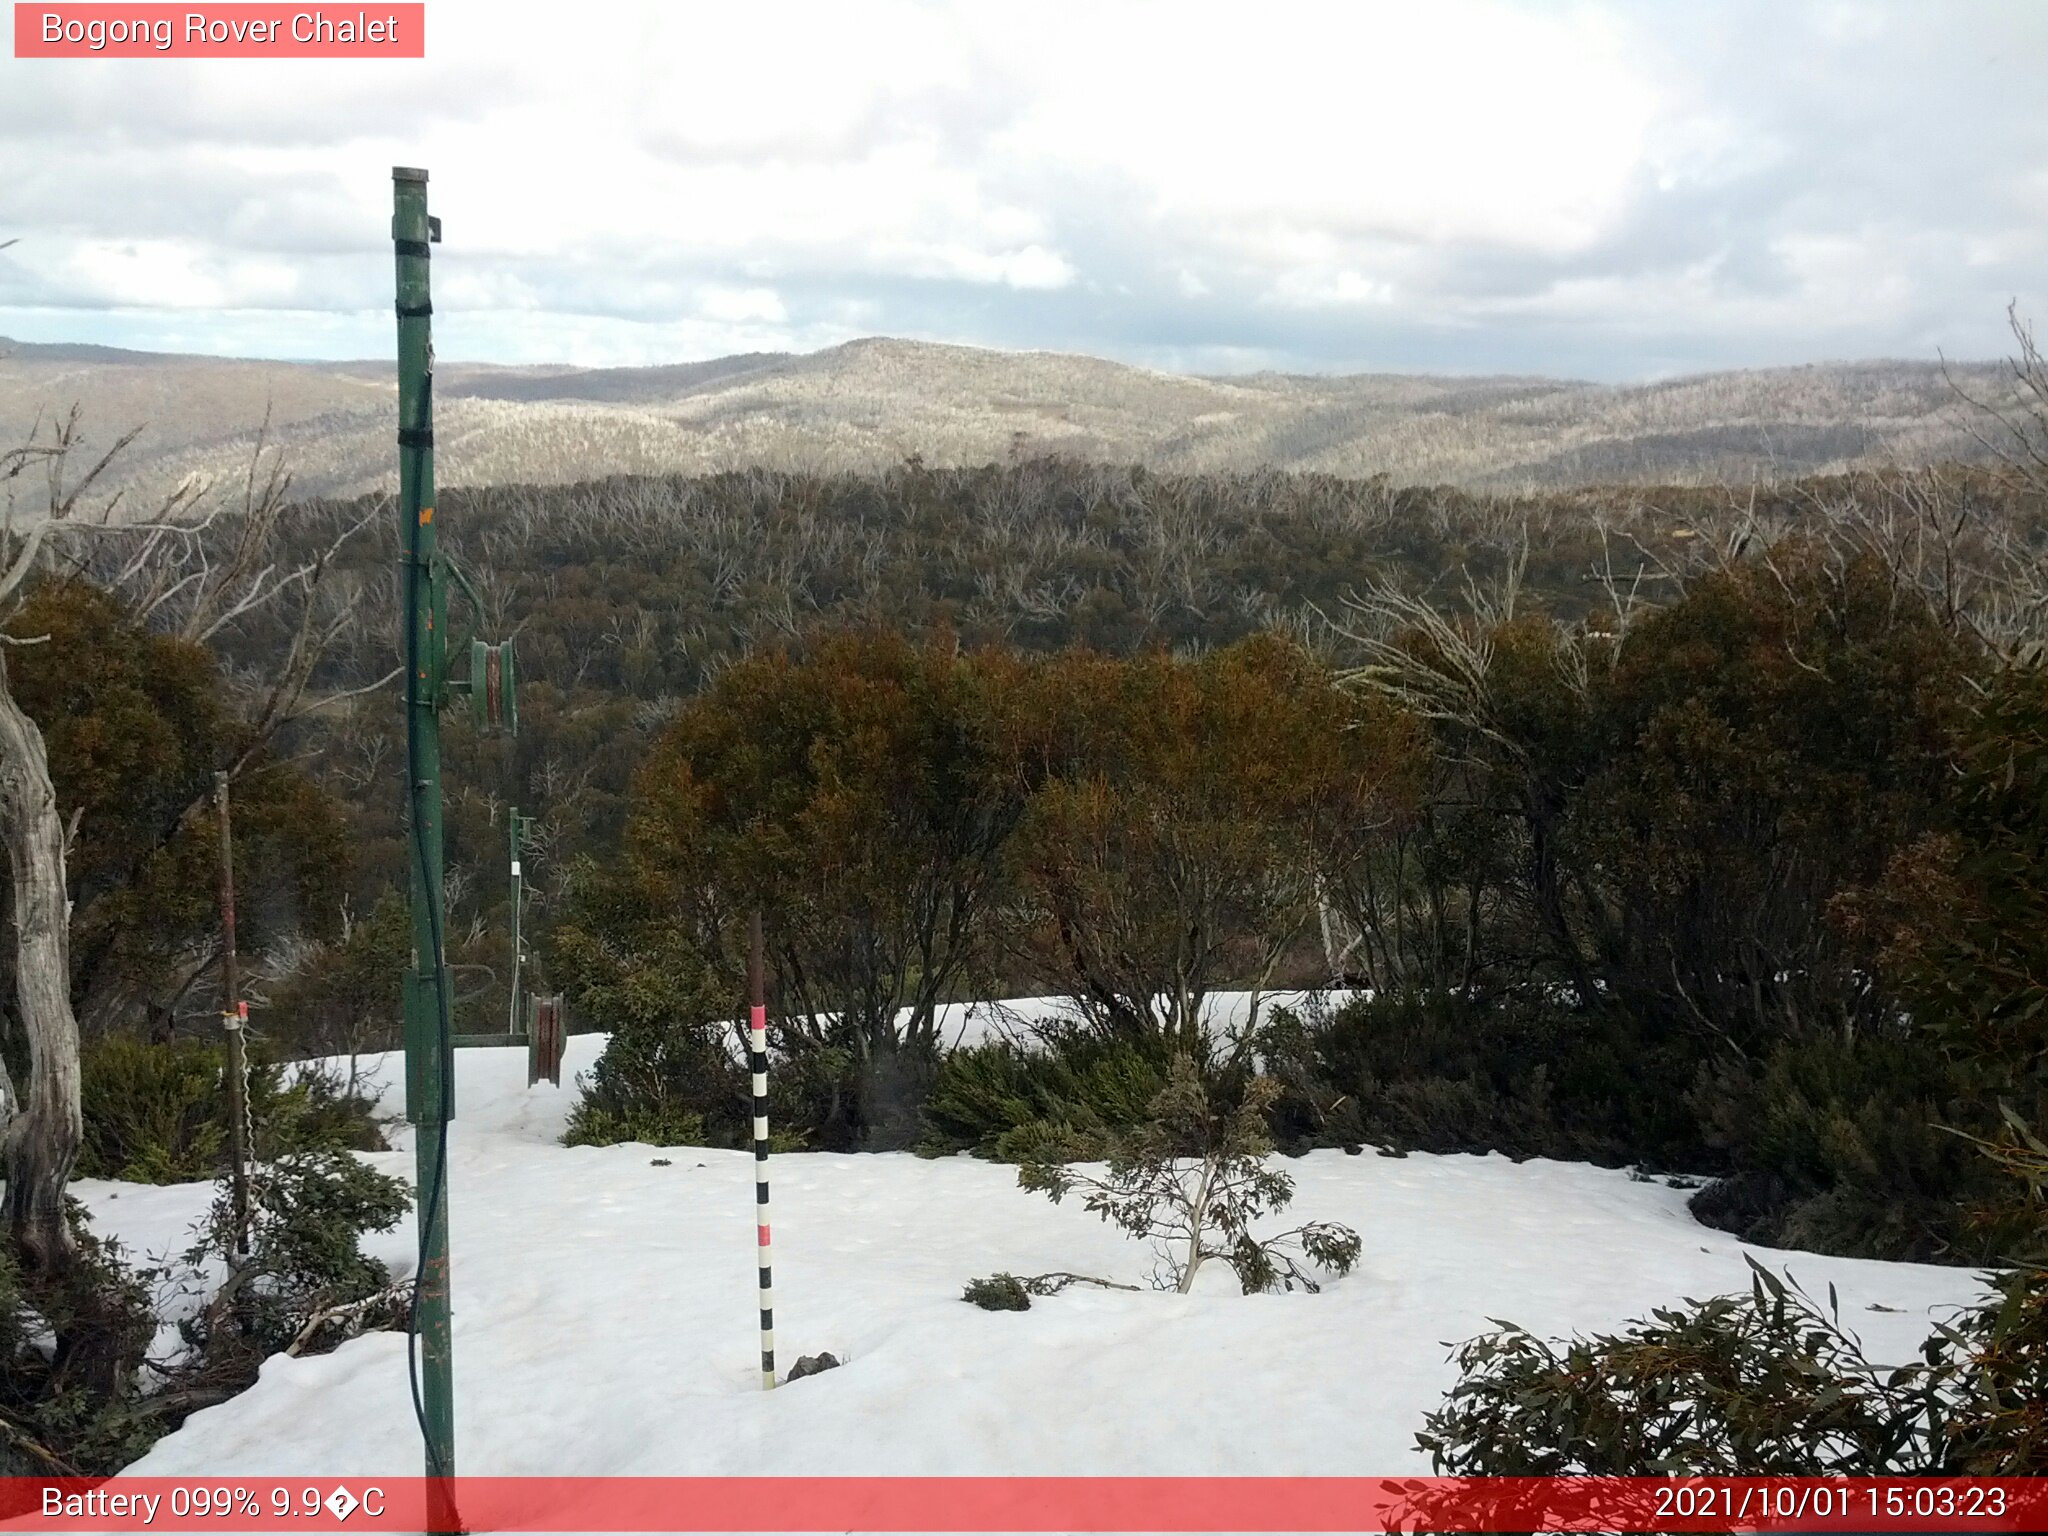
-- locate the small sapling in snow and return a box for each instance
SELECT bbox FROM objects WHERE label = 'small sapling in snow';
[963,1273,1033,1311]
[962,1271,1141,1310]
[1017,1054,1361,1295]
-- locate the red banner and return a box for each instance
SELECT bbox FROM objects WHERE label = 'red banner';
[3,1477,2044,1532]
[12,5,424,58]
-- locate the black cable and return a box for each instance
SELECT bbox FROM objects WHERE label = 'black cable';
[400,361,456,1482]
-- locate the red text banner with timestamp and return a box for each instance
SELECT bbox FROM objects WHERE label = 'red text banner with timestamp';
[1,1477,2044,1532]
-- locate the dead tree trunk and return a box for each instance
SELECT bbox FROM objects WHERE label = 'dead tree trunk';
[0,660,80,1276]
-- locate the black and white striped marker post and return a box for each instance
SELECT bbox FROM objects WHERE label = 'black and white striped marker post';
[749,911,775,1389]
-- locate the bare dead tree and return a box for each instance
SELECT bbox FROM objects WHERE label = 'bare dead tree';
[1335,532,1542,766]
[1945,302,2048,504]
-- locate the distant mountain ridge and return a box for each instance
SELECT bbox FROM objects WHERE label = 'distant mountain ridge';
[0,333,2010,509]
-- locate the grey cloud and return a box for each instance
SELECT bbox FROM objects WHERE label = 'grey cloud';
[3,0,2045,379]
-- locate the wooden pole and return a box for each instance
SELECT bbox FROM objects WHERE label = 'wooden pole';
[750,910,775,1389]
[214,770,251,1266]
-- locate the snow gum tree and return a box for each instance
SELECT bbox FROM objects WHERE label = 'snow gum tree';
[1001,633,1423,1052]
[619,628,1034,1148]
[3,584,348,1045]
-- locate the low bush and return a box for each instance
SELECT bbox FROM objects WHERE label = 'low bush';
[558,933,824,1151]
[0,1211,158,1475]
[77,1036,228,1184]
[77,1036,385,1185]
[178,1150,412,1360]
[920,1031,1170,1160]
[258,889,409,1059]
[773,1037,935,1154]
[1686,1033,2014,1264]
[1418,1246,2048,1477]
[1259,991,2022,1263]
[552,873,801,1149]
[559,1004,867,1153]
[962,1273,1033,1311]
[1419,1259,1933,1475]
[563,1102,711,1149]
[960,1270,1140,1310]
[562,1015,744,1149]
[1419,829,2048,1482]
[4,1153,410,1475]
[1260,992,1711,1170]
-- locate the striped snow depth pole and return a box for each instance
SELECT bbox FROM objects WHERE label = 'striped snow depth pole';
[749,910,775,1390]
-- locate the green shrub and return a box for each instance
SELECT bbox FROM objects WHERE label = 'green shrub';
[1261,992,1711,1170]
[1687,1033,2012,1263]
[267,1059,388,1159]
[552,881,774,1150]
[1418,1249,2048,1477]
[564,1103,711,1149]
[77,1035,386,1185]
[771,1037,934,1154]
[181,1149,411,1357]
[962,1273,1033,1311]
[559,1001,821,1153]
[77,1036,227,1183]
[1262,991,2017,1262]
[1419,1259,1929,1475]
[561,1002,748,1150]
[259,888,409,1058]
[0,1209,158,1475]
[921,1032,1169,1159]
[3,1154,409,1475]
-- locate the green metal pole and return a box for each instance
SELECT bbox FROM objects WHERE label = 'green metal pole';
[392,165,458,1519]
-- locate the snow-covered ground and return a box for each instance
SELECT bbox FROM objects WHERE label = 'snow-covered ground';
[72,998,1991,1480]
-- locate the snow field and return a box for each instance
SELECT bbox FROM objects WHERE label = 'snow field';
[63,1003,1988,1487]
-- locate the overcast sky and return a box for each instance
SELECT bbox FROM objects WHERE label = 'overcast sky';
[2,0,2043,380]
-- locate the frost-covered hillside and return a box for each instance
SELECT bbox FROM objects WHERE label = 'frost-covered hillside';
[79,1002,1990,1483]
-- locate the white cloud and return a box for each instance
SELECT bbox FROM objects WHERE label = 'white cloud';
[936,245,1074,291]
[1269,270,1395,309]
[698,285,787,324]
[62,239,301,310]
[2,0,2044,378]
[984,1,1657,256]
